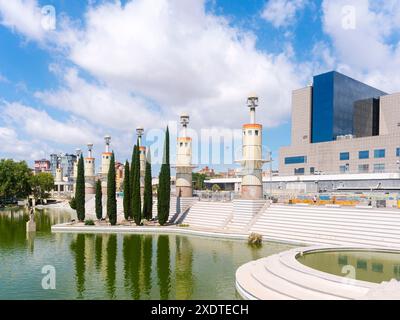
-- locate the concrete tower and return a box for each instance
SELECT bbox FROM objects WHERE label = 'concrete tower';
[55,156,63,183]
[136,127,146,193]
[238,95,266,200]
[84,143,96,194]
[101,135,112,193]
[175,113,194,197]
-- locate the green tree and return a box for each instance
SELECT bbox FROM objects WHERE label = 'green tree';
[192,172,207,190]
[107,152,117,225]
[0,159,32,200]
[132,141,141,225]
[75,154,85,222]
[142,148,153,220]
[211,184,221,192]
[157,127,170,225]
[30,172,54,202]
[130,145,138,220]
[69,197,77,210]
[123,160,131,220]
[95,179,102,220]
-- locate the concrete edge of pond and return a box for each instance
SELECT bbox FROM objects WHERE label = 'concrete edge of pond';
[51,223,307,246]
[235,245,400,300]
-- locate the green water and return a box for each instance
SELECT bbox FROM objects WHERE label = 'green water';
[0,207,293,300]
[297,250,400,284]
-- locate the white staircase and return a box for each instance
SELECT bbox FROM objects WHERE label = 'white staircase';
[249,204,400,248]
[181,201,233,230]
[226,200,266,232]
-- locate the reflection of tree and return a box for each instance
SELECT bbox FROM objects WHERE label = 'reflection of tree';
[157,235,170,300]
[142,235,153,297]
[70,234,86,299]
[106,234,117,299]
[123,235,142,299]
[175,236,194,299]
[94,234,103,272]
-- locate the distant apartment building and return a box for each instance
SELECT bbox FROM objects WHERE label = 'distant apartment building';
[50,153,77,180]
[34,159,51,174]
[198,166,215,177]
[279,70,400,176]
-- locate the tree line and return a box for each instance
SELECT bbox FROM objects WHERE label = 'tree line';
[0,159,54,204]
[74,127,171,226]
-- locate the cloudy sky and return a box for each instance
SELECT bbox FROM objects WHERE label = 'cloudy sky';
[0,0,399,171]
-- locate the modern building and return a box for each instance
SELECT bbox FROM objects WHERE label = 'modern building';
[34,159,51,174]
[279,71,400,176]
[50,153,77,179]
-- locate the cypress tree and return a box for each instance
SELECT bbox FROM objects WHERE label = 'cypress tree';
[123,160,131,221]
[107,152,117,225]
[158,127,170,225]
[132,141,141,225]
[130,145,138,220]
[142,147,153,220]
[95,179,102,220]
[75,154,85,222]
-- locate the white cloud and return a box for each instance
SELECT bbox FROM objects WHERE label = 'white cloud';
[0,127,45,160]
[0,0,45,41]
[2,101,100,146]
[321,0,400,92]
[261,0,308,28]
[49,0,307,130]
[0,73,9,83]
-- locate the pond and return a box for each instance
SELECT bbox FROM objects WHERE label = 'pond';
[0,207,294,300]
[297,249,400,284]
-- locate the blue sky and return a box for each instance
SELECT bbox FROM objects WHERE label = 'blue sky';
[0,0,400,174]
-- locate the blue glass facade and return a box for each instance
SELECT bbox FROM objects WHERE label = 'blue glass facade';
[311,71,386,143]
[396,148,400,157]
[284,156,307,165]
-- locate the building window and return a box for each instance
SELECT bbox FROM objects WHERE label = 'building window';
[310,167,315,174]
[358,164,369,173]
[248,130,253,135]
[243,131,246,136]
[255,130,259,136]
[285,156,307,165]
[340,152,350,161]
[294,168,305,175]
[397,148,400,157]
[374,149,385,158]
[339,165,348,173]
[359,150,369,159]
[373,164,385,173]
[180,142,183,147]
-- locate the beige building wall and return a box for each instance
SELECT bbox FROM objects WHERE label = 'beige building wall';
[280,91,400,176]
[291,86,312,145]
[380,92,400,135]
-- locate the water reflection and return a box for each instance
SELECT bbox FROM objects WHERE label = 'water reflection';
[0,207,294,300]
[106,234,117,299]
[157,235,171,300]
[70,234,86,298]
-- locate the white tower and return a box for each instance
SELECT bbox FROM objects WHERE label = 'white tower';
[175,113,194,197]
[84,143,96,194]
[55,156,63,183]
[101,135,112,193]
[136,127,146,192]
[238,95,266,200]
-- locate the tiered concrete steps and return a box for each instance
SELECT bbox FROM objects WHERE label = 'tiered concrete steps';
[236,247,376,300]
[226,200,266,232]
[249,205,400,248]
[182,201,233,230]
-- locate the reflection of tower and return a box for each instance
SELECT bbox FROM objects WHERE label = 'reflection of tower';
[84,143,96,194]
[101,135,112,193]
[136,127,145,194]
[175,114,195,197]
[238,95,266,199]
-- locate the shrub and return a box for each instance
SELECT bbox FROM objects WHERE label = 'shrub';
[69,197,77,210]
[84,219,95,226]
[248,233,262,246]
